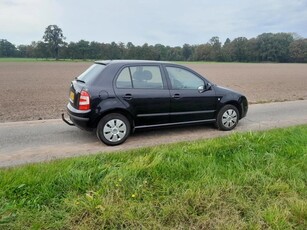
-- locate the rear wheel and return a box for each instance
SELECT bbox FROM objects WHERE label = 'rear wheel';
[215,105,239,131]
[96,113,130,146]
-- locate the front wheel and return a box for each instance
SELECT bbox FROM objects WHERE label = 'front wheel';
[96,113,131,146]
[215,105,239,131]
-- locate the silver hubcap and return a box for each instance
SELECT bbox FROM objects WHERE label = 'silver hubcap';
[222,109,237,128]
[103,119,127,142]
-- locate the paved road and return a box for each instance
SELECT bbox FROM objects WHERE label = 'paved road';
[1,100,307,168]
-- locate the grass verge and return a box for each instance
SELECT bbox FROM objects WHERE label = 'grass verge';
[0,126,306,229]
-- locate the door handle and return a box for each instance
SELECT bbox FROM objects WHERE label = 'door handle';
[123,94,132,100]
[172,93,181,99]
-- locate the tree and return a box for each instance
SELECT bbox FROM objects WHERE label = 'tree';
[231,37,249,62]
[221,38,232,61]
[154,44,168,61]
[194,44,212,61]
[246,38,259,62]
[182,43,193,61]
[209,36,222,61]
[256,33,294,62]
[76,40,90,59]
[110,42,123,59]
[34,41,51,58]
[273,33,294,62]
[17,44,34,58]
[43,25,65,60]
[0,39,17,57]
[289,39,307,63]
[88,41,101,59]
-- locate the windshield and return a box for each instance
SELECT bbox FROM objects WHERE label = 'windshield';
[77,64,105,83]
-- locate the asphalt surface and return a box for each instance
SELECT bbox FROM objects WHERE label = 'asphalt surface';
[1,100,307,168]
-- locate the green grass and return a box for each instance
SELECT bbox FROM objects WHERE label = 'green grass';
[0,58,52,62]
[1,126,306,229]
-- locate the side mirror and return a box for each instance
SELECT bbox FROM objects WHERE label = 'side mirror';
[198,85,205,93]
[198,83,212,93]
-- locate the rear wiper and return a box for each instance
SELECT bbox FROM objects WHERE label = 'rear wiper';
[75,78,85,83]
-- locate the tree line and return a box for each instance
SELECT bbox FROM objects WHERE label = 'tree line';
[1,25,306,63]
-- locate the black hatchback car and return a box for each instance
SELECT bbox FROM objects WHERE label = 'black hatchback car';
[63,60,248,146]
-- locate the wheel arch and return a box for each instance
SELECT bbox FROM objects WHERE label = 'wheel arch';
[218,101,243,119]
[93,108,134,131]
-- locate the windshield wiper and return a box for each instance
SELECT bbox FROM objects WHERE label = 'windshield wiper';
[75,78,85,83]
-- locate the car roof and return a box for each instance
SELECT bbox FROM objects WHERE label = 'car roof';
[94,60,174,65]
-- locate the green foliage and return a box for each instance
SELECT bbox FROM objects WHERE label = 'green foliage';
[0,58,90,62]
[257,33,294,62]
[0,126,306,229]
[2,31,307,62]
[0,39,17,57]
[43,25,66,60]
[289,39,307,63]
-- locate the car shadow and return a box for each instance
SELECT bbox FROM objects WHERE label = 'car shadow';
[125,123,218,146]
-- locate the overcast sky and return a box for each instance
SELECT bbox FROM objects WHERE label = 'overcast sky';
[1,0,307,46]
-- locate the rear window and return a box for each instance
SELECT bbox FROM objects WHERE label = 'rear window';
[77,64,105,82]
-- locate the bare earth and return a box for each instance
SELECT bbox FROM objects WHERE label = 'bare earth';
[0,62,306,123]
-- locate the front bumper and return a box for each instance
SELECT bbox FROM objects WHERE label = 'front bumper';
[241,99,248,119]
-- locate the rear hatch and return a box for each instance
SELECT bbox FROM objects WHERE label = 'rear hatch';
[69,63,106,110]
[69,79,86,109]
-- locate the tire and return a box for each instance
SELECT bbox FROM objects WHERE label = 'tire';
[215,105,239,131]
[96,113,131,146]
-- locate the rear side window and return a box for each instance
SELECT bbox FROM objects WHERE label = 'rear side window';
[77,64,105,82]
[116,66,163,89]
[116,67,132,88]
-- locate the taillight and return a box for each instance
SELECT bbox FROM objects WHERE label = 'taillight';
[78,90,90,110]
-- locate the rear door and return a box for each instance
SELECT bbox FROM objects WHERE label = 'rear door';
[114,65,170,127]
[165,65,217,123]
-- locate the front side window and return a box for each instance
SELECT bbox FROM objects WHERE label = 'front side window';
[166,67,204,90]
[116,66,163,89]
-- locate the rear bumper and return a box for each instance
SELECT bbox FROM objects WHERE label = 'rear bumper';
[62,113,75,126]
[66,103,92,131]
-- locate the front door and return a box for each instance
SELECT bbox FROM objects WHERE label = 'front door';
[165,66,217,123]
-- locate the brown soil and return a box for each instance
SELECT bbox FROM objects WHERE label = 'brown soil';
[0,62,306,123]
